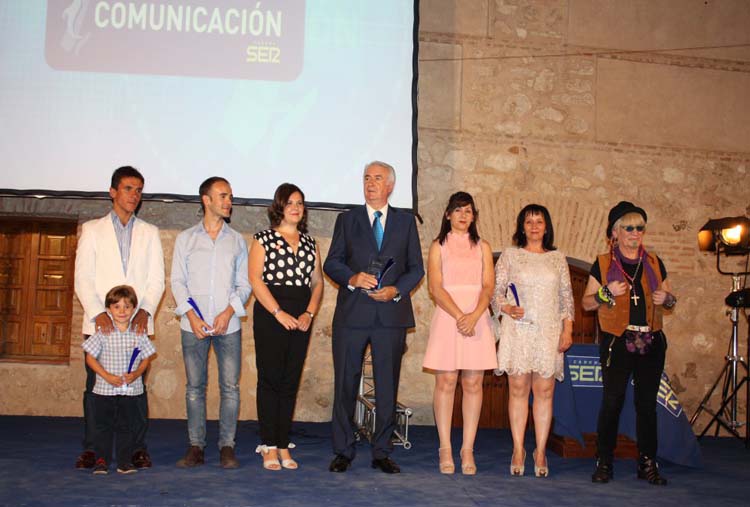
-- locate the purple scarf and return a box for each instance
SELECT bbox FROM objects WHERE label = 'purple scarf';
[606,246,658,292]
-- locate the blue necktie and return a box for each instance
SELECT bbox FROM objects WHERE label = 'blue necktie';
[373,210,384,250]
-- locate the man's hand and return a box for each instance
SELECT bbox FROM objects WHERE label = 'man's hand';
[368,285,398,302]
[349,272,378,290]
[186,310,212,339]
[607,281,629,297]
[130,308,149,335]
[105,373,124,387]
[211,307,234,336]
[652,289,668,306]
[94,312,114,335]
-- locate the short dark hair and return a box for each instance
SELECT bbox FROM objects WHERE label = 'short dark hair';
[436,191,480,245]
[268,183,307,233]
[110,166,144,190]
[105,285,138,308]
[198,176,230,214]
[512,204,557,251]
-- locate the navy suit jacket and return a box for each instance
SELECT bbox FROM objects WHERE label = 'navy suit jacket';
[324,205,424,329]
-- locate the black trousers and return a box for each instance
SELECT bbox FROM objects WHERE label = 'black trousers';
[331,321,406,460]
[91,393,142,468]
[596,330,666,462]
[82,336,149,453]
[253,286,311,448]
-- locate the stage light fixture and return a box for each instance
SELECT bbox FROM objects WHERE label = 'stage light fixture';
[692,215,750,448]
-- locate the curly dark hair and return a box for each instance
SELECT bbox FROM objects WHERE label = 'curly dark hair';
[512,203,556,251]
[436,191,480,245]
[268,183,308,233]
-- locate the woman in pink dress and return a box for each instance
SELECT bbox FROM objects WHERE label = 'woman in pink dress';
[423,192,497,475]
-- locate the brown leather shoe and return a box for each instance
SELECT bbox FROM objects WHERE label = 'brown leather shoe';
[220,446,240,469]
[131,449,152,469]
[75,450,96,470]
[176,446,204,468]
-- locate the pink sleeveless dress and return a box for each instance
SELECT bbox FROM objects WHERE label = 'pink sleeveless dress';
[423,232,498,371]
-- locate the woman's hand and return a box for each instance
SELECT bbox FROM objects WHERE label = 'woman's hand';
[558,329,573,352]
[456,312,479,336]
[296,312,313,332]
[503,304,525,320]
[275,310,299,331]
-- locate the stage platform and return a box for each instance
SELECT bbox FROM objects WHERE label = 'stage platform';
[0,416,746,507]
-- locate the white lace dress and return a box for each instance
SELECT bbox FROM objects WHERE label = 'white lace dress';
[491,247,574,381]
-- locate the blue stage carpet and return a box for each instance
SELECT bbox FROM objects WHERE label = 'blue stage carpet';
[0,416,746,507]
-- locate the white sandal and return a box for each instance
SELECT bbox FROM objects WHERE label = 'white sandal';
[255,445,280,471]
[279,443,298,470]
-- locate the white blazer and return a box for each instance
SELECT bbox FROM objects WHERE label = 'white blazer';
[74,213,165,335]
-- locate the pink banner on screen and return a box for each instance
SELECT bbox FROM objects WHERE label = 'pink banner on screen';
[45,0,305,81]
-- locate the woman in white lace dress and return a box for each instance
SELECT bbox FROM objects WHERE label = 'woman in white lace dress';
[491,204,574,478]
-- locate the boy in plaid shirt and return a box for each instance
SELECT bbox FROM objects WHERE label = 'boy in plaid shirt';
[82,285,156,475]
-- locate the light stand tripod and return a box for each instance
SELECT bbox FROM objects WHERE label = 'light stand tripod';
[690,247,750,448]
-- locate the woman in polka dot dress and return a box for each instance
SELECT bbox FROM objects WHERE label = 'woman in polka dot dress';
[248,183,323,470]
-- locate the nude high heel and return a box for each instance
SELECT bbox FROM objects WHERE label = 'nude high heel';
[510,449,526,476]
[533,448,548,478]
[438,447,455,474]
[460,448,476,475]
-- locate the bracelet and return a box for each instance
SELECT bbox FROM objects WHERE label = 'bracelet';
[272,307,281,316]
[595,286,615,308]
[306,311,315,319]
[663,293,677,309]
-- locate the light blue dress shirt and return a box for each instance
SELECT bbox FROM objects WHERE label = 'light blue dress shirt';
[171,221,251,334]
[110,211,135,275]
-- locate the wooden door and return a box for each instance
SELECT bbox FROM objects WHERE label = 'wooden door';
[0,218,77,362]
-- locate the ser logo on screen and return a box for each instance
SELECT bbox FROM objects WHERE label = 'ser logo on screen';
[45,0,305,81]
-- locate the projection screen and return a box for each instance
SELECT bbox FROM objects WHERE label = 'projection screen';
[0,1,419,209]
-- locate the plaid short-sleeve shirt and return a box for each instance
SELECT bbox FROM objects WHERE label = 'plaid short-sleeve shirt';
[82,329,155,396]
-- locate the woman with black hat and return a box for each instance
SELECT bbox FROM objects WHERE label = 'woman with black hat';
[582,201,677,486]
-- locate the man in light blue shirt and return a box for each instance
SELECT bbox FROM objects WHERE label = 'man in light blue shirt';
[171,177,251,469]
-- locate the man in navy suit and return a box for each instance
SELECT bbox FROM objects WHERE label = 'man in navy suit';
[324,161,424,474]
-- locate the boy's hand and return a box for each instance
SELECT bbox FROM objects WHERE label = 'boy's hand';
[105,373,124,387]
[122,372,139,384]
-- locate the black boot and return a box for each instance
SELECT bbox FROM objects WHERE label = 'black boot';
[637,455,667,485]
[591,459,613,483]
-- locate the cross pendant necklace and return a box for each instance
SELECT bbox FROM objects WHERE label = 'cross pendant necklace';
[629,259,642,306]
[631,289,640,306]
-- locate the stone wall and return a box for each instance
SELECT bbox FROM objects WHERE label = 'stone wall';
[1,1,749,433]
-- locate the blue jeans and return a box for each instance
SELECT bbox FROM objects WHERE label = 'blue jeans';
[181,329,241,449]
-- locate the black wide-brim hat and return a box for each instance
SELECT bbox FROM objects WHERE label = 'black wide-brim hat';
[607,201,647,238]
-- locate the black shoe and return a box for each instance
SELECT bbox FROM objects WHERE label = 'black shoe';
[329,454,352,473]
[131,449,152,469]
[637,455,667,486]
[176,446,205,468]
[371,457,401,474]
[92,458,108,475]
[75,450,96,470]
[117,463,138,475]
[591,459,613,483]
[220,446,240,469]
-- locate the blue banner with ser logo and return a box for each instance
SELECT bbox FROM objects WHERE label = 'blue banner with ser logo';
[553,345,702,468]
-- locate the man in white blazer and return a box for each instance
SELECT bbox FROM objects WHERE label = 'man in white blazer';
[74,166,165,470]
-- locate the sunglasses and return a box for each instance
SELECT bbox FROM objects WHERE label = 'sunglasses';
[620,225,646,232]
